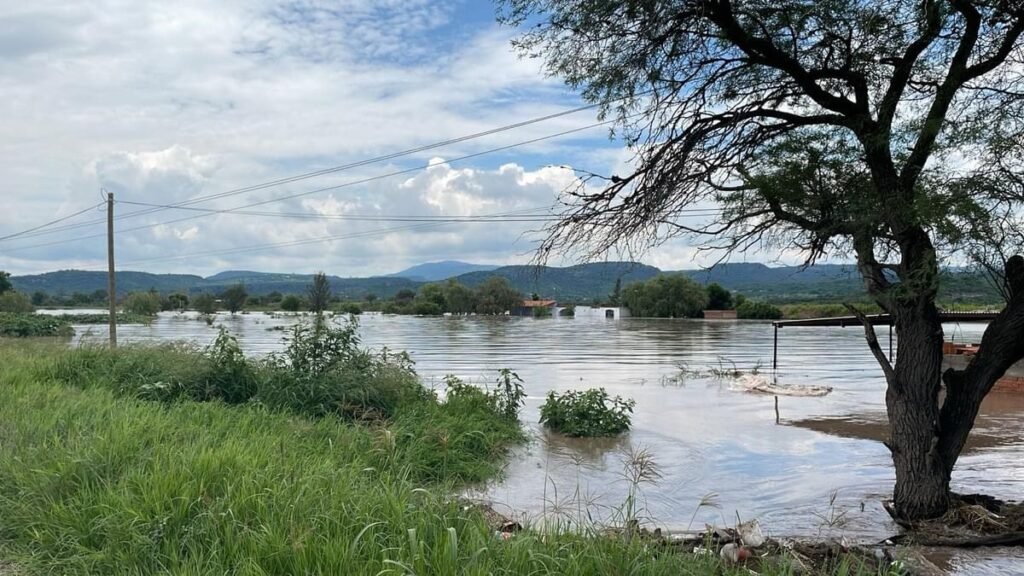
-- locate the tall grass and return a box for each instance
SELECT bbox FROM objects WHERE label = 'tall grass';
[0,331,883,575]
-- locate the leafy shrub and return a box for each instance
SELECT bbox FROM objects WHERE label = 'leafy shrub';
[193,293,218,315]
[280,294,303,311]
[337,302,362,315]
[443,369,525,422]
[736,300,784,320]
[539,388,635,437]
[411,301,442,315]
[201,329,259,403]
[259,318,425,420]
[0,292,34,313]
[123,292,162,316]
[532,306,552,318]
[0,313,73,337]
[559,304,575,317]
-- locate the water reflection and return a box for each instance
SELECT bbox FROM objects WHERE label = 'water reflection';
[68,313,1023,551]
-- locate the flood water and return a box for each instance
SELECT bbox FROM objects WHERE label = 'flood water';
[65,311,1024,573]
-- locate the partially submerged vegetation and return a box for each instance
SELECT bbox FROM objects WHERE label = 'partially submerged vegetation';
[0,322,886,574]
[540,388,636,437]
[0,312,73,338]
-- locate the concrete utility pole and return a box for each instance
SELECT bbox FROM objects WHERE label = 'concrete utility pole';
[106,190,117,348]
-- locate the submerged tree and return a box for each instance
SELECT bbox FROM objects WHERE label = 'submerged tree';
[308,272,333,316]
[221,283,248,316]
[501,0,1024,519]
[0,271,11,294]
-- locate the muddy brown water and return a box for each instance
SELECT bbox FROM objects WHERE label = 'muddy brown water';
[62,311,1023,574]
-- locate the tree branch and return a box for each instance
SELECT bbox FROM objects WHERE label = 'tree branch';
[844,303,897,387]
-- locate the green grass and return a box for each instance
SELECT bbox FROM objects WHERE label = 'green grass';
[0,340,884,575]
[0,313,74,338]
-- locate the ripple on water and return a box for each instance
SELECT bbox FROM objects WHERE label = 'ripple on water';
[71,313,1022,558]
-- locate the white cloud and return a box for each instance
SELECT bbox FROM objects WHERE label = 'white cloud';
[0,0,619,276]
[0,0,811,278]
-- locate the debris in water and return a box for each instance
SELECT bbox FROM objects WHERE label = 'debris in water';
[732,374,832,397]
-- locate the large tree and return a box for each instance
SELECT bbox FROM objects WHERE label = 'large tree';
[308,272,333,316]
[500,0,1024,520]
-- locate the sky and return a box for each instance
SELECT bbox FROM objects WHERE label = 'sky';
[0,0,738,277]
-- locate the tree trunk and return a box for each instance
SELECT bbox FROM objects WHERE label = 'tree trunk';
[887,299,950,520]
[871,256,1024,521]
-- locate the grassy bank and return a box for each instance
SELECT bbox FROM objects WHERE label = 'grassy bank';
[0,331,881,574]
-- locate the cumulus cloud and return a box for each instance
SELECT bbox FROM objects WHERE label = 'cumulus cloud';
[0,0,794,278]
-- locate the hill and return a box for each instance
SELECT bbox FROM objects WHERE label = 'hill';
[10,270,202,296]
[388,261,498,281]
[454,262,661,301]
[8,262,1001,303]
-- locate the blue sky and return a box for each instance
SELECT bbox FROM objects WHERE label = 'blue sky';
[0,0,719,277]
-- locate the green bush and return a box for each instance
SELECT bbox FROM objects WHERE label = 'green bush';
[123,292,162,316]
[280,294,303,311]
[0,291,34,313]
[258,318,426,421]
[560,304,576,317]
[337,302,362,315]
[736,300,784,320]
[411,301,443,315]
[193,293,218,314]
[0,313,73,338]
[621,274,708,318]
[539,388,635,437]
[532,305,553,318]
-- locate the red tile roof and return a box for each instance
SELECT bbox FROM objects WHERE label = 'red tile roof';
[520,300,557,307]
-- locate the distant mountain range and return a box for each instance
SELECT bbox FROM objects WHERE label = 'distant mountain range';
[9,261,998,303]
[386,261,499,282]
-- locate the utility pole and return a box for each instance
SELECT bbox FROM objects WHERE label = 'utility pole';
[106,190,117,348]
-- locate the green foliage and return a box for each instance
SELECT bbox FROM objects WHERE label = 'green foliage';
[777,302,881,319]
[706,283,734,310]
[494,368,527,419]
[417,282,447,309]
[165,292,189,311]
[560,304,576,317]
[532,305,553,318]
[280,294,303,311]
[411,301,443,315]
[193,293,218,315]
[394,288,417,303]
[0,313,73,337]
[539,388,635,437]
[608,277,622,306]
[122,291,162,316]
[621,274,708,318]
[475,276,522,315]
[336,301,362,315]
[31,291,47,306]
[221,283,248,314]
[0,340,880,575]
[736,300,784,320]
[442,369,525,422]
[0,270,12,293]
[55,313,151,325]
[0,291,35,313]
[308,271,332,315]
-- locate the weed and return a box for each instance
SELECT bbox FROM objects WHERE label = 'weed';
[539,388,635,437]
[0,312,74,337]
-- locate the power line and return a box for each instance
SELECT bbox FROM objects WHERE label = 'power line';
[1,97,631,243]
[115,199,723,223]
[0,202,103,242]
[3,119,616,253]
[93,207,552,268]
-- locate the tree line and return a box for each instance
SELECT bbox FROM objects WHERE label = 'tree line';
[619,274,782,319]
